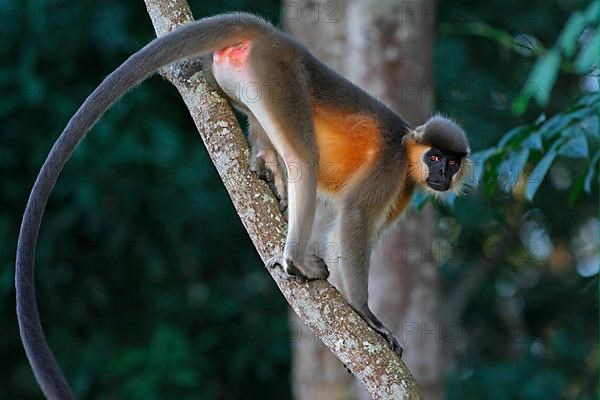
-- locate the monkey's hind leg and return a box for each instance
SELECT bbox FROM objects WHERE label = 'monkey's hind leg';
[247,115,288,212]
[293,204,335,280]
[247,71,324,280]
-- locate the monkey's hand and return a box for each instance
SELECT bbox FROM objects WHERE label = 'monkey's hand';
[250,152,288,213]
[266,254,329,281]
[353,307,404,358]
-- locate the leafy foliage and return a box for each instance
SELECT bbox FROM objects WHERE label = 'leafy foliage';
[514,1,599,111]
[473,94,598,201]
[437,2,598,399]
[436,1,598,204]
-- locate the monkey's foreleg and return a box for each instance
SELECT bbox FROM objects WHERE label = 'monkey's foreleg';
[336,206,404,357]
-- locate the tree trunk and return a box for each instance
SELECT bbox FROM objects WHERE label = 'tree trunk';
[285,1,444,399]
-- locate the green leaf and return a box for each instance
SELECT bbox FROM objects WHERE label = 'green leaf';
[513,80,547,115]
[529,49,562,106]
[569,172,586,205]
[584,150,600,193]
[574,93,600,107]
[511,94,531,115]
[575,30,600,73]
[523,131,543,150]
[539,105,596,139]
[482,152,505,194]
[496,120,544,151]
[579,114,599,140]
[498,125,530,148]
[513,34,541,57]
[585,1,600,23]
[558,134,589,158]
[558,12,587,57]
[470,148,498,186]
[569,153,599,206]
[525,149,558,200]
[498,148,530,192]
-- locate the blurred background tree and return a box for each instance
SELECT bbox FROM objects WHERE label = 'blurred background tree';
[283,1,444,399]
[0,0,596,399]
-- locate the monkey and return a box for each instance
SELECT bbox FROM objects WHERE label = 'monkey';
[15,12,470,399]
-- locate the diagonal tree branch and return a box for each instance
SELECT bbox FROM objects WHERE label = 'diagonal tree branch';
[143,1,422,398]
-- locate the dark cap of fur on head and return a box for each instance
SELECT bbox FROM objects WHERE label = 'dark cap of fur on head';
[417,116,470,156]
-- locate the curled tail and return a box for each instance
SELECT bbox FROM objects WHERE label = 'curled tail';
[15,13,270,400]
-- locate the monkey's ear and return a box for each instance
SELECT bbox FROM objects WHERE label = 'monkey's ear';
[409,125,426,142]
[413,124,425,134]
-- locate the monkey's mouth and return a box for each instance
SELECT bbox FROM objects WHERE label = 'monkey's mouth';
[427,180,450,191]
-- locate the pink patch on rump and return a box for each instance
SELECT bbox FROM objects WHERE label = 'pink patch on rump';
[213,41,251,67]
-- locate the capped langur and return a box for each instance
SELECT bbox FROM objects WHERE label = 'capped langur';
[16,13,470,399]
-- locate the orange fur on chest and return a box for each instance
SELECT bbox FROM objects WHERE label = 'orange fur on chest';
[312,104,381,193]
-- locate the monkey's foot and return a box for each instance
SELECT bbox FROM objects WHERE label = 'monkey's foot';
[266,255,325,281]
[266,255,308,280]
[304,254,330,280]
[373,326,404,358]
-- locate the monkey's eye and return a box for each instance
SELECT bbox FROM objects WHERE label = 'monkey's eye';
[448,159,457,166]
[430,155,440,162]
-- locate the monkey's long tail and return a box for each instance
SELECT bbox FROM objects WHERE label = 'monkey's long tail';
[16,13,269,400]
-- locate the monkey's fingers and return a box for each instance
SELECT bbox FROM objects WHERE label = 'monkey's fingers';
[266,254,284,270]
[263,174,288,213]
[278,198,288,213]
[341,362,352,374]
[265,255,301,277]
[251,166,287,213]
[266,255,312,281]
[374,327,404,358]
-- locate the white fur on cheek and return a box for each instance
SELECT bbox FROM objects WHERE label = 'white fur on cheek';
[419,157,429,184]
[450,157,472,195]
[410,154,429,186]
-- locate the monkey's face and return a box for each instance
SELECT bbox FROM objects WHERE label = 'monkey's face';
[423,147,463,192]
[407,115,470,195]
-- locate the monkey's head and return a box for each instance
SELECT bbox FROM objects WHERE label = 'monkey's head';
[406,115,471,194]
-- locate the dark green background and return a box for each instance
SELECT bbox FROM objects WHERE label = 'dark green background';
[0,0,596,399]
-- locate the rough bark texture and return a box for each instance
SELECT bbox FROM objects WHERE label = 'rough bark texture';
[284,1,443,399]
[142,1,423,399]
